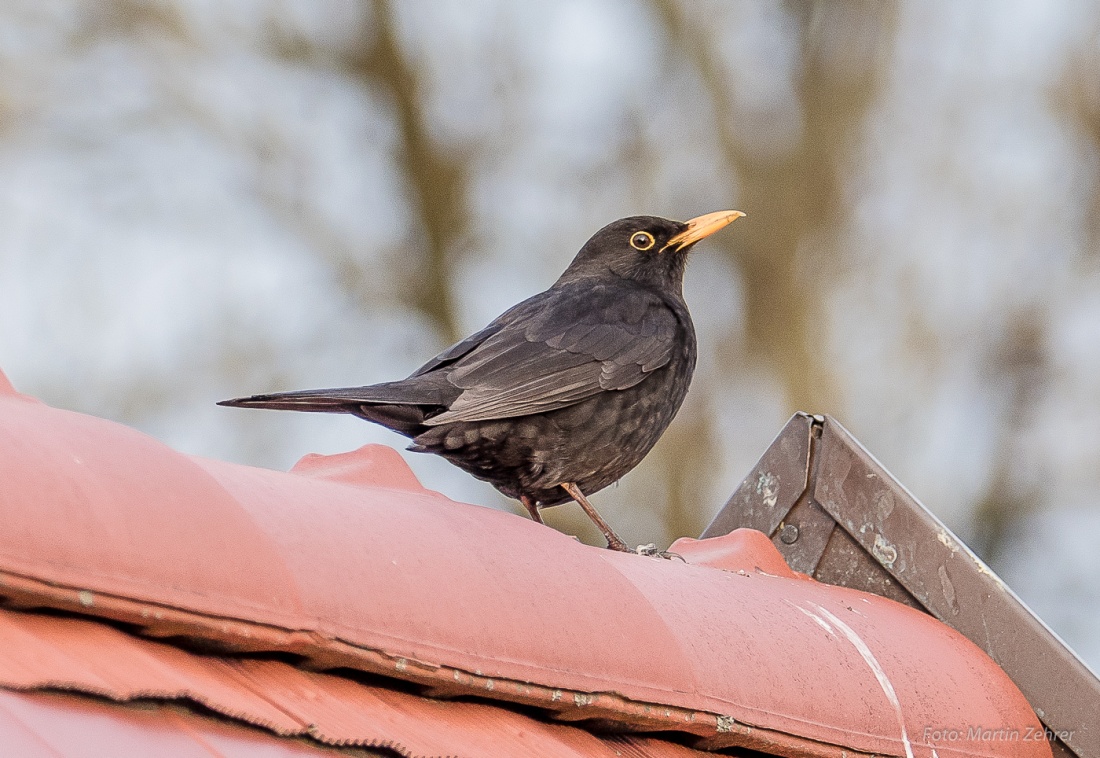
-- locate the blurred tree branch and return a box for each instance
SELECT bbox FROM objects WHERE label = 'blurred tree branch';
[648,0,897,541]
[655,0,896,413]
[971,315,1048,564]
[970,30,1100,563]
[969,30,1100,564]
[1057,39,1100,257]
[347,0,468,344]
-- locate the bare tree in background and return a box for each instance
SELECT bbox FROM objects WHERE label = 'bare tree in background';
[648,0,898,539]
[347,0,469,345]
[1065,41,1100,253]
[971,315,1047,563]
[971,28,1100,565]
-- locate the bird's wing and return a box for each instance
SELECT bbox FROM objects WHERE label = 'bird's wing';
[411,319,510,376]
[424,283,681,425]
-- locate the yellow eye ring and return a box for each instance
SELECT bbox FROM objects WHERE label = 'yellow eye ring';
[630,231,655,251]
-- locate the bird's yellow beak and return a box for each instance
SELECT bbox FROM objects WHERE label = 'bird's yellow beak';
[665,210,745,251]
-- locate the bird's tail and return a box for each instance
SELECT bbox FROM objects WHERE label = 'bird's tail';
[218,388,366,414]
[218,381,449,436]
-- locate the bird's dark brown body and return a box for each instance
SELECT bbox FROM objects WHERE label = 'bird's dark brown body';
[220,211,742,548]
[408,280,697,506]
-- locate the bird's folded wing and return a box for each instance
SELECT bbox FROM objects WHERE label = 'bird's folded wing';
[411,321,509,376]
[423,285,679,425]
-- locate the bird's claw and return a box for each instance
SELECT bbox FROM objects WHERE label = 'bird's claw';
[631,543,685,561]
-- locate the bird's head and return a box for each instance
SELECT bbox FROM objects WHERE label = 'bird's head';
[559,211,744,291]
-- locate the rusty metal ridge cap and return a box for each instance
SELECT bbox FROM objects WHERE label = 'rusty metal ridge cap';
[0,567,887,758]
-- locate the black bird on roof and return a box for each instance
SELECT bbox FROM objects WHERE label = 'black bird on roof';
[219,211,743,551]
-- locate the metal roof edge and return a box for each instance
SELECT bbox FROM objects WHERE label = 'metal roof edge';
[704,412,1099,758]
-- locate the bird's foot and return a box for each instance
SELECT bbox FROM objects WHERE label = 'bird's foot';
[604,536,631,552]
[520,495,543,524]
[633,543,686,561]
[560,482,632,552]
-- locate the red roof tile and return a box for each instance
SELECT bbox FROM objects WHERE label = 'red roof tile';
[0,369,1051,758]
[0,689,339,757]
[0,607,709,757]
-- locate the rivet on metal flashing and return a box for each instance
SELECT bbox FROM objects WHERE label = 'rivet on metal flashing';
[779,523,800,544]
[77,590,94,607]
[716,715,735,733]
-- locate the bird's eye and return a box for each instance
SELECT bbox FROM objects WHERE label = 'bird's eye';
[630,231,655,251]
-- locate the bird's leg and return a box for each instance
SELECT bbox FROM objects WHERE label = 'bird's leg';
[520,494,543,524]
[560,482,629,552]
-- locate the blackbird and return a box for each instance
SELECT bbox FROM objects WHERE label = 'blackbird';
[219,211,743,550]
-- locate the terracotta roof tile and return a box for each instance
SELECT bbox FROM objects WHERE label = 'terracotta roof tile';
[0,370,1052,757]
[0,606,712,757]
[0,689,350,757]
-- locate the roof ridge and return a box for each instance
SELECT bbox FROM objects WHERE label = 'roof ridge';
[0,579,867,757]
[0,566,816,755]
[0,381,1051,758]
[0,604,727,756]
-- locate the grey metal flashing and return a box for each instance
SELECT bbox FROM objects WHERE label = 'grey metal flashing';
[704,413,1099,758]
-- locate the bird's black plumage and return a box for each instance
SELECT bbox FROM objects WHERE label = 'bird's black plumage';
[220,211,742,549]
